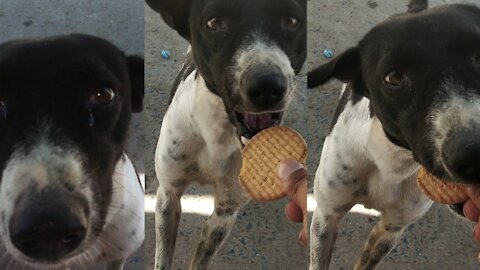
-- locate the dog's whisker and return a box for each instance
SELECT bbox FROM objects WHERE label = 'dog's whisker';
[106,204,143,219]
[99,236,119,257]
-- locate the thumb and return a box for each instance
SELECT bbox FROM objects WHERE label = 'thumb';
[278,160,307,212]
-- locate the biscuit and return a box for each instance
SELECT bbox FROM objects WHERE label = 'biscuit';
[239,126,307,201]
[416,167,468,204]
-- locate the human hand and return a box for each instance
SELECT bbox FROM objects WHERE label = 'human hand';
[463,186,480,262]
[278,160,308,246]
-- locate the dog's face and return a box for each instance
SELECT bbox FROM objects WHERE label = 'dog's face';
[147,0,306,138]
[0,34,143,267]
[308,4,480,184]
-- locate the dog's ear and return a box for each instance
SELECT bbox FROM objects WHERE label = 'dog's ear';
[146,0,192,40]
[127,56,144,113]
[407,0,428,13]
[307,47,361,88]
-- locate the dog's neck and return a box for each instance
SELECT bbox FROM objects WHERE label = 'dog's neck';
[95,154,144,260]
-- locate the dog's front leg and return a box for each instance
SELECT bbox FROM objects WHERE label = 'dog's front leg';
[354,199,430,270]
[354,216,406,270]
[155,184,184,270]
[310,202,351,270]
[309,137,359,270]
[189,151,249,270]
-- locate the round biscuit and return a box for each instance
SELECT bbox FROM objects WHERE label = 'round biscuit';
[239,126,307,201]
[416,167,468,204]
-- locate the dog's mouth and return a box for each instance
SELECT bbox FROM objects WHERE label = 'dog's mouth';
[235,111,283,141]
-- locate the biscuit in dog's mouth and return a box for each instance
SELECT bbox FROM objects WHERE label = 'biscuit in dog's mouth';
[236,112,283,143]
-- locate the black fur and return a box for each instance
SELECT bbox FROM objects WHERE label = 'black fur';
[0,34,144,238]
[147,0,306,120]
[308,4,480,183]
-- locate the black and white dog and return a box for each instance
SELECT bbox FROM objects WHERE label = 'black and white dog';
[308,1,480,269]
[0,34,144,270]
[146,0,306,269]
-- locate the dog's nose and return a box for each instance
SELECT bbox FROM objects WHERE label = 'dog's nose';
[9,196,87,261]
[247,73,287,107]
[443,131,480,182]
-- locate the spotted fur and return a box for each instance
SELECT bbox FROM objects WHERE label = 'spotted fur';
[308,1,480,269]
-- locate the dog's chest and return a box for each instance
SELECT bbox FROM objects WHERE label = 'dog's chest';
[157,71,241,184]
[95,155,144,259]
[327,95,428,210]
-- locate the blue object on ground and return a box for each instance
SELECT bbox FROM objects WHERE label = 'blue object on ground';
[161,50,171,59]
[323,49,333,59]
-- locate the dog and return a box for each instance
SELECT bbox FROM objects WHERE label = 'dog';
[146,0,306,269]
[0,34,144,270]
[308,1,480,269]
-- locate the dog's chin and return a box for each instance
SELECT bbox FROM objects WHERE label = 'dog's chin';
[1,235,104,270]
[419,161,469,217]
[0,215,104,269]
[235,111,284,144]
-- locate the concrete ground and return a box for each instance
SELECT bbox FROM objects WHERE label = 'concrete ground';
[146,0,480,270]
[0,0,144,269]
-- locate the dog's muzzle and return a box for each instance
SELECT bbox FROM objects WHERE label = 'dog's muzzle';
[236,71,289,139]
[441,129,480,184]
[9,188,88,261]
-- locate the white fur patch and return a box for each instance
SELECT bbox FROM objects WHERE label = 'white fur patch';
[0,130,92,267]
[429,82,480,169]
[231,36,296,109]
[156,71,241,185]
[0,126,142,268]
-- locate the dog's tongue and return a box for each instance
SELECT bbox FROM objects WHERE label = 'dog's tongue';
[244,113,272,131]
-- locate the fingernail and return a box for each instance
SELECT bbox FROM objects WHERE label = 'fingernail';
[278,160,304,181]
[298,230,307,246]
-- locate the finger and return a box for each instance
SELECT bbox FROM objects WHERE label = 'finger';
[299,227,307,246]
[285,200,303,223]
[474,223,480,242]
[302,208,308,246]
[278,159,306,195]
[467,186,480,209]
[464,200,480,222]
[278,160,309,246]
[277,160,308,211]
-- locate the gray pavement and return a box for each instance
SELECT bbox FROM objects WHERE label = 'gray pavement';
[0,0,144,269]
[145,0,480,269]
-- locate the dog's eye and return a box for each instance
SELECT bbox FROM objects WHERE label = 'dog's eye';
[282,17,299,30]
[206,17,227,32]
[473,52,480,70]
[88,87,116,106]
[384,71,406,86]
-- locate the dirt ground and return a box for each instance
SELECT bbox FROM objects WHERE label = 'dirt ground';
[145,0,479,269]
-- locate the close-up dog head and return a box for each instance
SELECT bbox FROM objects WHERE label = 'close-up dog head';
[308,3,480,185]
[147,0,306,138]
[0,34,143,268]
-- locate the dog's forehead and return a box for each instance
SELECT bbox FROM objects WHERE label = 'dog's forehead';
[0,40,129,103]
[362,5,480,57]
[0,38,127,85]
[192,0,304,19]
